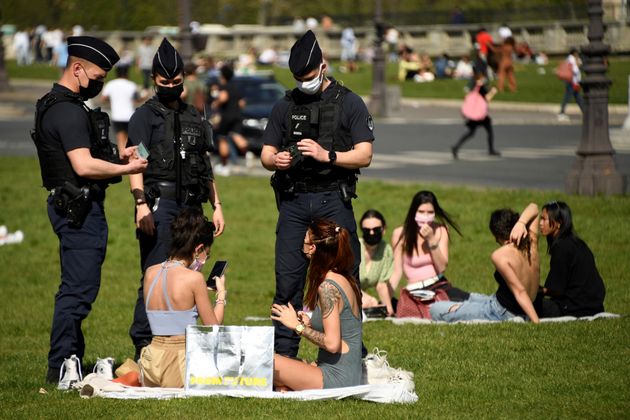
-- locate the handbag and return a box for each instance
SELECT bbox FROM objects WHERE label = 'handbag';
[555,61,573,82]
[396,281,450,319]
[185,325,274,392]
[461,86,488,121]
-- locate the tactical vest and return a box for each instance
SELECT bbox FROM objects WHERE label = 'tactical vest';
[142,98,213,203]
[31,90,121,190]
[283,83,356,182]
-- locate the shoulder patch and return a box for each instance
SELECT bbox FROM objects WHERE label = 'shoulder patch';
[367,115,374,131]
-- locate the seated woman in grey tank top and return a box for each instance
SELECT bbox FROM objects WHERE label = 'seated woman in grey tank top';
[271,219,363,390]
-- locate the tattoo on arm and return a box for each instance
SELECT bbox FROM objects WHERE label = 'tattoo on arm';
[302,326,326,348]
[319,282,340,319]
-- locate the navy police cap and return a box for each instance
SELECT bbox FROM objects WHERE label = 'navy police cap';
[152,38,183,79]
[289,30,323,77]
[67,36,119,71]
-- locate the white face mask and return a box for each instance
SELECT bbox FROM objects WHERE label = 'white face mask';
[296,64,324,95]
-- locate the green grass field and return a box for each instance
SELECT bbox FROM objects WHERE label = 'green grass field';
[0,157,629,418]
[7,57,630,104]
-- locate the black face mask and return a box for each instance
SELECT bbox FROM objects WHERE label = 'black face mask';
[362,228,383,246]
[78,68,104,100]
[156,83,184,103]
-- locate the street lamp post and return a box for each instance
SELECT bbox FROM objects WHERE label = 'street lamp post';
[0,30,10,92]
[565,0,625,195]
[369,0,387,117]
[178,0,193,65]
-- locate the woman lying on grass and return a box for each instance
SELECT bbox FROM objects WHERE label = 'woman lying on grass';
[271,219,362,390]
[139,207,226,388]
[430,203,540,323]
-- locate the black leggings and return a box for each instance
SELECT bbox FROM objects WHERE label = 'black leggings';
[454,117,496,153]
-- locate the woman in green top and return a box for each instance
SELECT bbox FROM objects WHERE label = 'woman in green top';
[359,209,395,316]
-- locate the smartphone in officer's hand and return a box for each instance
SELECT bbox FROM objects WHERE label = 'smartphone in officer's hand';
[206,260,228,290]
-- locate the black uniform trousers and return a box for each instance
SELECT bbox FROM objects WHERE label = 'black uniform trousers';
[273,189,361,358]
[129,197,201,349]
[47,196,107,370]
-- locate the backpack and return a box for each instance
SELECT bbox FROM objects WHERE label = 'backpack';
[461,86,488,121]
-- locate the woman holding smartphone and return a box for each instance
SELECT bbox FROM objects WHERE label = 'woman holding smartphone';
[139,207,227,388]
[271,219,362,390]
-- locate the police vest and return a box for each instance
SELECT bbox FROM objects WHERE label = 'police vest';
[283,83,356,182]
[142,98,213,203]
[31,90,121,190]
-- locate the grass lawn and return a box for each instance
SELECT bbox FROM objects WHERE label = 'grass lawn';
[7,57,630,104]
[0,157,629,418]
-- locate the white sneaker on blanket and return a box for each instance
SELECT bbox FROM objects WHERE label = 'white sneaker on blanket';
[58,354,82,390]
[362,348,415,392]
[93,357,114,380]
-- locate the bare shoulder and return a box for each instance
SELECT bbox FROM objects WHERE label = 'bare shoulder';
[491,246,514,265]
[391,226,404,244]
[435,224,449,238]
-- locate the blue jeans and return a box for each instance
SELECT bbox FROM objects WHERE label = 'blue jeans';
[430,293,516,322]
[560,81,584,114]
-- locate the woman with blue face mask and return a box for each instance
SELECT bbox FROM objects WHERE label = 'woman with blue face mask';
[359,209,396,317]
[139,207,227,388]
[390,191,470,313]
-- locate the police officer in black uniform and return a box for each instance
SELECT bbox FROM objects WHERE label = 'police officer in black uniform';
[260,30,374,357]
[127,38,225,358]
[32,36,149,383]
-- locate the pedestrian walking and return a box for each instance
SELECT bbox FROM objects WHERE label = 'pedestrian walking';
[452,73,500,159]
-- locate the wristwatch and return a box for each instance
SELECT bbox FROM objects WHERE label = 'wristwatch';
[328,150,337,165]
[295,323,305,335]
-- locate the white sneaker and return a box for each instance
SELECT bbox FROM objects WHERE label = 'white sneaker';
[58,354,82,390]
[93,357,115,380]
[557,113,570,122]
[214,163,231,177]
[362,348,415,392]
[245,151,256,169]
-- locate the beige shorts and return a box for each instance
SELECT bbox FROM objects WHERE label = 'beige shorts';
[139,335,186,388]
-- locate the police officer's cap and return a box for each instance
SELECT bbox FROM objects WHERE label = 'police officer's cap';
[289,30,323,77]
[152,38,183,79]
[67,36,119,71]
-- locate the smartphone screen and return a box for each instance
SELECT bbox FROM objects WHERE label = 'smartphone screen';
[206,260,228,290]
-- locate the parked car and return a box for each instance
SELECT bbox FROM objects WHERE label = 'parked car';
[206,73,287,155]
[231,74,287,155]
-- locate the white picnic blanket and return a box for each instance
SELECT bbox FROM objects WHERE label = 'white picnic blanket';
[369,312,621,325]
[75,373,418,403]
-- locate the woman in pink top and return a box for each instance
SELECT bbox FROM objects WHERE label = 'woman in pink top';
[390,190,469,302]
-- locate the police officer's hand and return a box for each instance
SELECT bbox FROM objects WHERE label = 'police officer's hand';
[297,139,327,162]
[126,158,149,174]
[273,151,292,170]
[212,205,225,237]
[136,204,155,235]
[120,146,139,162]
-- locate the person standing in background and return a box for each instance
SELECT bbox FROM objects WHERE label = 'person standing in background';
[101,65,141,153]
[136,36,155,91]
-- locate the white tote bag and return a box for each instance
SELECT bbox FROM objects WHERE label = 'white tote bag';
[185,325,274,392]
